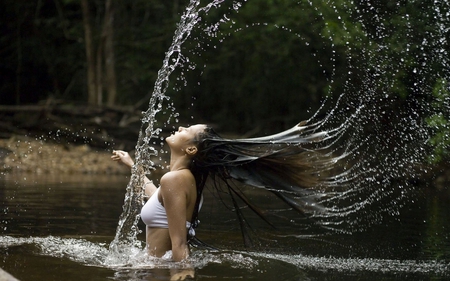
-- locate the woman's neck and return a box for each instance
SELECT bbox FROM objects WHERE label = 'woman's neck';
[169,154,191,171]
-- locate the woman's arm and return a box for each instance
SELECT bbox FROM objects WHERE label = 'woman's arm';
[159,172,192,262]
[111,150,157,196]
[111,150,134,167]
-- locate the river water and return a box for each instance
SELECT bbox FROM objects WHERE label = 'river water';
[1,173,449,280]
[2,0,450,279]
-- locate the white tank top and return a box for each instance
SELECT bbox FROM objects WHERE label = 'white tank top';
[140,188,203,233]
[140,188,168,228]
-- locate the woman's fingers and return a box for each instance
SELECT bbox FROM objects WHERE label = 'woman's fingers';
[111,150,134,168]
[111,150,125,161]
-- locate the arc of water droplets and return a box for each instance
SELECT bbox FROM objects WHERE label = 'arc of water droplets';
[106,0,450,253]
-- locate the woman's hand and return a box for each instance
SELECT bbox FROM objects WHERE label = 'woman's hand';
[111,150,134,168]
[112,150,157,196]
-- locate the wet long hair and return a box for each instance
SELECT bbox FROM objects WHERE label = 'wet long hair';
[187,120,345,246]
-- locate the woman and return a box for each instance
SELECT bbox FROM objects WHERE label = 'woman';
[112,121,342,261]
[112,124,207,262]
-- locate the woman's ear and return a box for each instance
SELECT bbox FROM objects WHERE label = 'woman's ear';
[186,146,198,156]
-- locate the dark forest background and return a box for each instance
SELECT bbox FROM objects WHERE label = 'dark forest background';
[0,0,448,162]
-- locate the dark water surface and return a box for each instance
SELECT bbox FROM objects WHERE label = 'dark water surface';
[1,174,449,280]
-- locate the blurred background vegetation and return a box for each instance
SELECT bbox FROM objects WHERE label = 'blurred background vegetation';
[0,0,448,162]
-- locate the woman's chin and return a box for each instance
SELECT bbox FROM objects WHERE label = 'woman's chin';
[165,136,174,145]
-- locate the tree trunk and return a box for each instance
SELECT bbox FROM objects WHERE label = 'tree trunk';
[15,6,25,105]
[96,37,103,105]
[81,0,117,106]
[104,0,117,106]
[15,22,22,105]
[81,0,97,105]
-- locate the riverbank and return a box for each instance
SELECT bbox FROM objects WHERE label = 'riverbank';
[0,135,449,190]
[0,136,130,175]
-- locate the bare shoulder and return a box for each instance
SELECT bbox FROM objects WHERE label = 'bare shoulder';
[160,170,195,192]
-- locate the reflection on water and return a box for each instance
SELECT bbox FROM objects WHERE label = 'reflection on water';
[0,174,128,238]
[1,174,449,280]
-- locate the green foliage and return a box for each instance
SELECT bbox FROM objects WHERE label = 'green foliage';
[173,0,345,134]
[0,0,185,106]
[113,1,181,105]
[426,79,450,163]
[1,0,449,165]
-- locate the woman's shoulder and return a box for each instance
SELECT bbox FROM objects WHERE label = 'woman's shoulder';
[160,169,195,188]
[159,170,196,203]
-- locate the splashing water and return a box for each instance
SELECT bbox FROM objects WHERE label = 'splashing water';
[1,235,448,276]
[308,0,450,233]
[106,0,229,263]
[1,2,450,280]
[103,0,449,264]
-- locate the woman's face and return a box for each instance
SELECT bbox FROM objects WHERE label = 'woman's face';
[166,124,206,151]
